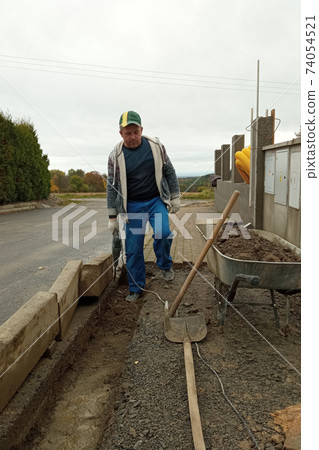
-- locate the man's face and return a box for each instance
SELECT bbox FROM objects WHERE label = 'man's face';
[120,124,143,149]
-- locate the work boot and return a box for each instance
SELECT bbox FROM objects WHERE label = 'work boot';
[126,292,141,302]
[161,267,175,281]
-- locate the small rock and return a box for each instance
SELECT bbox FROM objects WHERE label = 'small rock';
[133,400,141,407]
[271,433,284,445]
[129,426,137,438]
[184,302,194,307]
[239,440,251,450]
[265,254,281,262]
[237,252,252,260]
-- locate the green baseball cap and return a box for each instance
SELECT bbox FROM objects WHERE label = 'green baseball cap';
[119,111,142,128]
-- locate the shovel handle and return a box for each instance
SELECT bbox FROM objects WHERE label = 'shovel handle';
[184,339,206,450]
[168,190,240,317]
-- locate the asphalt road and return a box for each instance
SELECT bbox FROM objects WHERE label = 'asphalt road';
[0,199,112,325]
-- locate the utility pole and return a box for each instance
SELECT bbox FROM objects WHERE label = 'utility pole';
[256,59,260,119]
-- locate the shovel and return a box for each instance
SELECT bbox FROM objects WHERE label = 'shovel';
[167,190,240,318]
[164,307,207,449]
[164,190,240,449]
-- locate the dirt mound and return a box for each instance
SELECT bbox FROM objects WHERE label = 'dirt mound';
[214,228,300,262]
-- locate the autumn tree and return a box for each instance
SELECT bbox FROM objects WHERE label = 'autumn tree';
[49,169,106,193]
[50,170,69,193]
[83,171,105,192]
[50,178,59,193]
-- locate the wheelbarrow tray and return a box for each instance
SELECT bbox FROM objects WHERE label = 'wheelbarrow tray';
[197,226,301,291]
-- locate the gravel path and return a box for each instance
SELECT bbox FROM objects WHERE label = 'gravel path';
[24,263,300,450]
[99,265,301,450]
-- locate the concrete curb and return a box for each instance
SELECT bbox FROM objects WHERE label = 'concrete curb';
[49,260,83,340]
[0,263,125,449]
[0,201,54,215]
[0,292,59,412]
[79,254,114,297]
[0,203,36,214]
[0,254,114,414]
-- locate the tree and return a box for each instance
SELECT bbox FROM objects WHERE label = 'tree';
[50,170,69,193]
[68,168,85,179]
[0,113,17,203]
[50,178,59,193]
[69,174,87,192]
[0,112,50,203]
[83,171,105,192]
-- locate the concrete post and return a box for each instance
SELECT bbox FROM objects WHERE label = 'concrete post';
[250,116,274,228]
[214,149,221,176]
[231,135,245,183]
[221,144,230,180]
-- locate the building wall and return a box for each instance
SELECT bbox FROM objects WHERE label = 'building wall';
[214,181,252,225]
[214,131,301,247]
[262,141,301,247]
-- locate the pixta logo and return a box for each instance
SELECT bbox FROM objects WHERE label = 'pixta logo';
[196,212,251,240]
[52,203,98,249]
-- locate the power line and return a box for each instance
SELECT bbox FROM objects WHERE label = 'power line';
[0,54,300,88]
[0,61,300,95]
[0,58,300,91]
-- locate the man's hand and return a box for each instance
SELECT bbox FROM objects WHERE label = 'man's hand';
[170,198,180,214]
[108,218,119,234]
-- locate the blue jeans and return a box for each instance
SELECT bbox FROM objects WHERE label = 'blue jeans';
[125,196,173,293]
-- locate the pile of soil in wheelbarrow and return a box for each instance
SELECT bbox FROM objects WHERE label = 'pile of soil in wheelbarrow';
[214,227,301,263]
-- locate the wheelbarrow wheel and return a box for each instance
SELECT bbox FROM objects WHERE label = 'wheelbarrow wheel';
[214,278,229,333]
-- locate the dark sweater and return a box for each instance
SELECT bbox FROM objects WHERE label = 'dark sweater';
[123,137,160,201]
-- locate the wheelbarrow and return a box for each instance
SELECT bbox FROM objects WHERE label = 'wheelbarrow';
[196,225,301,335]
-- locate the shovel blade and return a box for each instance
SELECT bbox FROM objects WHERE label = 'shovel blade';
[164,313,207,343]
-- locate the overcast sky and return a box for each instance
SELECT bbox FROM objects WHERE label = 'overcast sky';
[1,0,301,176]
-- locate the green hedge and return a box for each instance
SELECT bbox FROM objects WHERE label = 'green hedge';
[0,112,50,204]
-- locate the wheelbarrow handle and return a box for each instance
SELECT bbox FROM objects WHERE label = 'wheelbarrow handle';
[168,190,240,317]
[184,339,206,450]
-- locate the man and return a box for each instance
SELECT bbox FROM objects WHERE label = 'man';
[107,111,180,302]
